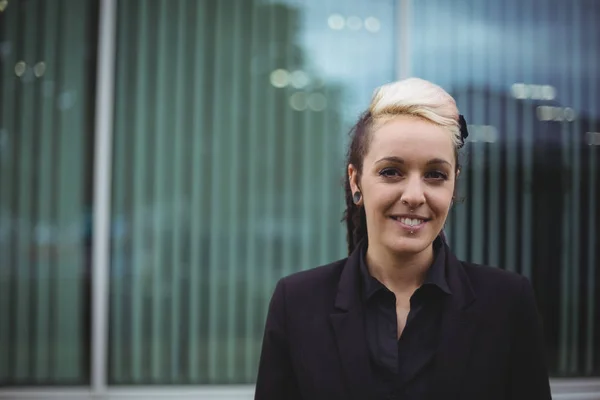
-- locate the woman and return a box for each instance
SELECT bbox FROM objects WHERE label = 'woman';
[255,78,551,400]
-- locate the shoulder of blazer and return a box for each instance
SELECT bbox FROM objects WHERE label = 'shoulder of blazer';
[279,258,348,296]
[272,258,349,317]
[459,261,530,301]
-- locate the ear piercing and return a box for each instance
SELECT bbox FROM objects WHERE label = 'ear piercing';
[352,191,362,204]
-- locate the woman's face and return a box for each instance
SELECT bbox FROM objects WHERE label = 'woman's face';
[349,115,457,256]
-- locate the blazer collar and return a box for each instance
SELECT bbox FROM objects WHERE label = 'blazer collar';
[335,238,468,311]
[360,237,451,300]
[442,243,476,309]
[333,241,364,311]
[429,244,478,399]
[329,242,372,400]
[330,240,478,399]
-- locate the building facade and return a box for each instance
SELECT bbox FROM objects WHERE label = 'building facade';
[0,0,599,398]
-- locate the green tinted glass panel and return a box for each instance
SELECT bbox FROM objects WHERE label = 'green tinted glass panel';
[0,0,97,386]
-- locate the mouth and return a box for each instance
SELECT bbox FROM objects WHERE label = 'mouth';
[390,215,430,232]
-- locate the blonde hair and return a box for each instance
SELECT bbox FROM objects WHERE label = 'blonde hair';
[368,77,461,147]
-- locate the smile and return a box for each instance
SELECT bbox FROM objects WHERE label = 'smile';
[390,215,429,232]
[395,217,425,226]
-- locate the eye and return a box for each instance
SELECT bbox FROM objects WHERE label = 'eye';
[425,170,449,181]
[379,168,401,178]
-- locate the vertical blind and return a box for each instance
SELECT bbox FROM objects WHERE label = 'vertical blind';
[110,0,395,384]
[0,0,97,385]
[412,0,600,376]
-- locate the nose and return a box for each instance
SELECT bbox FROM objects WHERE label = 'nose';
[400,174,426,209]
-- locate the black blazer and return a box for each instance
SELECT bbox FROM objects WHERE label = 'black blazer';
[255,242,552,400]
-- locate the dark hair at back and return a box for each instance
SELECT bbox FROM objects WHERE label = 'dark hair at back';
[342,112,462,256]
[342,111,372,255]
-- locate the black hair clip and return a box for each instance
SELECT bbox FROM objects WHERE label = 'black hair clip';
[458,114,469,148]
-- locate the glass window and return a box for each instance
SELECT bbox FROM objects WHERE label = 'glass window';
[411,0,600,376]
[109,0,395,384]
[0,0,98,386]
[2,0,599,391]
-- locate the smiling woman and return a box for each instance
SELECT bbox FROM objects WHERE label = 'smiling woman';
[255,78,552,400]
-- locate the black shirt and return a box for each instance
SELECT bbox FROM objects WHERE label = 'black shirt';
[360,237,451,398]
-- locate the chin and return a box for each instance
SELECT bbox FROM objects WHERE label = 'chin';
[386,235,432,255]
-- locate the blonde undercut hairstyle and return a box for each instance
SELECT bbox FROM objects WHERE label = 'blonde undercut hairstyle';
[369,77,462,147]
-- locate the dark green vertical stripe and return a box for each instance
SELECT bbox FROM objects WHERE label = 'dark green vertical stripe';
[188,0,208,382]
[109,0,132,384]
[585,0,598,376]
[130,0,150,382]
[170,0,187,382]
[15,0,38,381]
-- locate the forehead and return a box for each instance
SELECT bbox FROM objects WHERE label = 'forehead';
[366,115,455,164]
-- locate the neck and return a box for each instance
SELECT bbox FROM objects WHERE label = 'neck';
[365,241,435,294]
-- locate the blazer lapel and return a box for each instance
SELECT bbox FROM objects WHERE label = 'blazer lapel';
[329,245,373,400]
[429,246,478,399]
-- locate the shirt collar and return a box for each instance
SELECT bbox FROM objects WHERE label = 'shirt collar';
[359,236,452,300]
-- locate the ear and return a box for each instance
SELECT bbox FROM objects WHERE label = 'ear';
[347,164,363,205]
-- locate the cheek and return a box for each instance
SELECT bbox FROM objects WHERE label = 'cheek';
[364,184,398,211]
[427,188,454,215]
[361,187,397,227]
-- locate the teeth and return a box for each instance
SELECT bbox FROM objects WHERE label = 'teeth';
[399,218,424,226]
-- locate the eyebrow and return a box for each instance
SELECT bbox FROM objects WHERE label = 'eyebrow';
[375,156,452,166]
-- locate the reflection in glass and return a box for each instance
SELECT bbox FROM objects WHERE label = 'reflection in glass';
[0,0,96,386]
[110,0,394,385]
[412,0,599,377]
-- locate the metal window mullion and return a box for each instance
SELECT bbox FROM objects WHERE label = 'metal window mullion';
[91,0,117,393]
